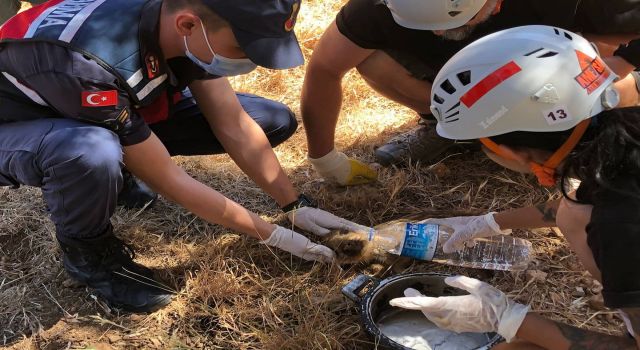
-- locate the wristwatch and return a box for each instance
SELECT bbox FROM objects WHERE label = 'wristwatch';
[281,194,316,213]
[601,85,621,110]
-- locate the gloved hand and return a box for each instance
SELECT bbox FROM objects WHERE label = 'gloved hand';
[287,207,369,236]
[389,276,529,342]
[261,225,335,263]
[423,213,511,253]
[308,149,377,186]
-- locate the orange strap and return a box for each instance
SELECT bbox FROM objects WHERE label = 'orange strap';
[479,137,511,160]
[479,119,590,187]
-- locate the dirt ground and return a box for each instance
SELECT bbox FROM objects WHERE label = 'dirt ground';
[0,0,625,349]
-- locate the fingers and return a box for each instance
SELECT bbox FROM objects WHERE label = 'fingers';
[442,234,478,253]
[338,220,370,233]
[344,176,376,186]
[389,288,446,311]
[302,244,336,263]
[287,208,332,236]
[389,295,444,311]
[307,209,368,235]
[418,218,449,225]
[344,159,377,185]
[444,275,485,294]
[309,150,377,186]
[404,287,424,298]
[442,236,467,253]
[302,221,331,236]
[265,226,335,263]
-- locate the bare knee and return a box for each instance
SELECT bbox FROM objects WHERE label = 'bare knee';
[557,198,601,280]
[556,198,592,242]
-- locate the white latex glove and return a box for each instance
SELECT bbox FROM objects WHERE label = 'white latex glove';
[308,149,377,186]
[389,276,529,342]
[287,207,369,236]
[261,225,335,263]
[424,213,511,253]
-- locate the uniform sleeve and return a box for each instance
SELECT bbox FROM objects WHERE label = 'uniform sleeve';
[24,71,151,146]
[335,0,397,49]
[2,44,151,146]
[587,179,640,309]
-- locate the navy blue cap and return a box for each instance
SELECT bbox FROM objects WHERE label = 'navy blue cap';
[202,0,304,69]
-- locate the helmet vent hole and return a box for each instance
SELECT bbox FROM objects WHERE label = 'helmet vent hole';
[440,80,456,94]
[433,94,445,104]
[525,48,544,56]
[456,71,471,86]
[538,51,558,58]
[445,110,460,119]
[552,28,573,40]
[448,11,462,17]
[446,102,461,113]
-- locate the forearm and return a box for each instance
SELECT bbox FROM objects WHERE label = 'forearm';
[516,313,638,350]
[189,78,298,207]
[494,199,561,230]
[211,111,298,207]
[124,134,275,240]
[301,64,344,158]
[301,21,374,159]
[162,169,275,239]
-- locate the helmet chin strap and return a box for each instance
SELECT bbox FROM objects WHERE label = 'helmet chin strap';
[479,119,590,187]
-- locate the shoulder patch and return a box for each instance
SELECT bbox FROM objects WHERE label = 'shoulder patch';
[81,90,117,107]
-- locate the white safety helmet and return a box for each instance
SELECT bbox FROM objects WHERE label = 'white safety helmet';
[384,0,488,30]
[430,25,619,141]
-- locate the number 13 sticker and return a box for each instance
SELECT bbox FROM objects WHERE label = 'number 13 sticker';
[543,106,573,126]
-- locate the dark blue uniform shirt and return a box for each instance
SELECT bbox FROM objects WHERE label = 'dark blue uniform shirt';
[0,0,215,145]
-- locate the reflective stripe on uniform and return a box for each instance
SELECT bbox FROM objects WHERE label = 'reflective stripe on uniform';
[136,74,167,101]
[126,69,144,88]
[58,0,108,42]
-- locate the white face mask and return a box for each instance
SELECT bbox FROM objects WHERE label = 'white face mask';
[184,21,257,77]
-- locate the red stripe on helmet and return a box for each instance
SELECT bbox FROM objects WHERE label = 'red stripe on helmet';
[0,0,65,40]
[460,61,522,108]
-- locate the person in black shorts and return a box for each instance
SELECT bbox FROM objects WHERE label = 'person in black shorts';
[390,26,640,349]
[302,0,640,186]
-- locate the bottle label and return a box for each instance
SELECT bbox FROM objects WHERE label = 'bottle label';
[400,223,439,260]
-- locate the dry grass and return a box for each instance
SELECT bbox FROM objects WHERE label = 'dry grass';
[0,0,624,349]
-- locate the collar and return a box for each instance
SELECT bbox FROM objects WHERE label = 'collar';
[480,119,591,187]
[138,0,177,87]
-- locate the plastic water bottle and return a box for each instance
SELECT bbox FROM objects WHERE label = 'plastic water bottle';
[366,220,533,271]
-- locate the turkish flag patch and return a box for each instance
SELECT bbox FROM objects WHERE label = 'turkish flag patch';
[81,90,118,107]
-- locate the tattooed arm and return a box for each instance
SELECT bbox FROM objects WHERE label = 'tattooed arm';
[493,199,561,230]
[514,311,640,349]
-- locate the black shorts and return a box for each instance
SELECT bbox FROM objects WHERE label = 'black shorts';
[383,49,439,82]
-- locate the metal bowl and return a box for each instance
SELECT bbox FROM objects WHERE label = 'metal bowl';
[342,273,503,350]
